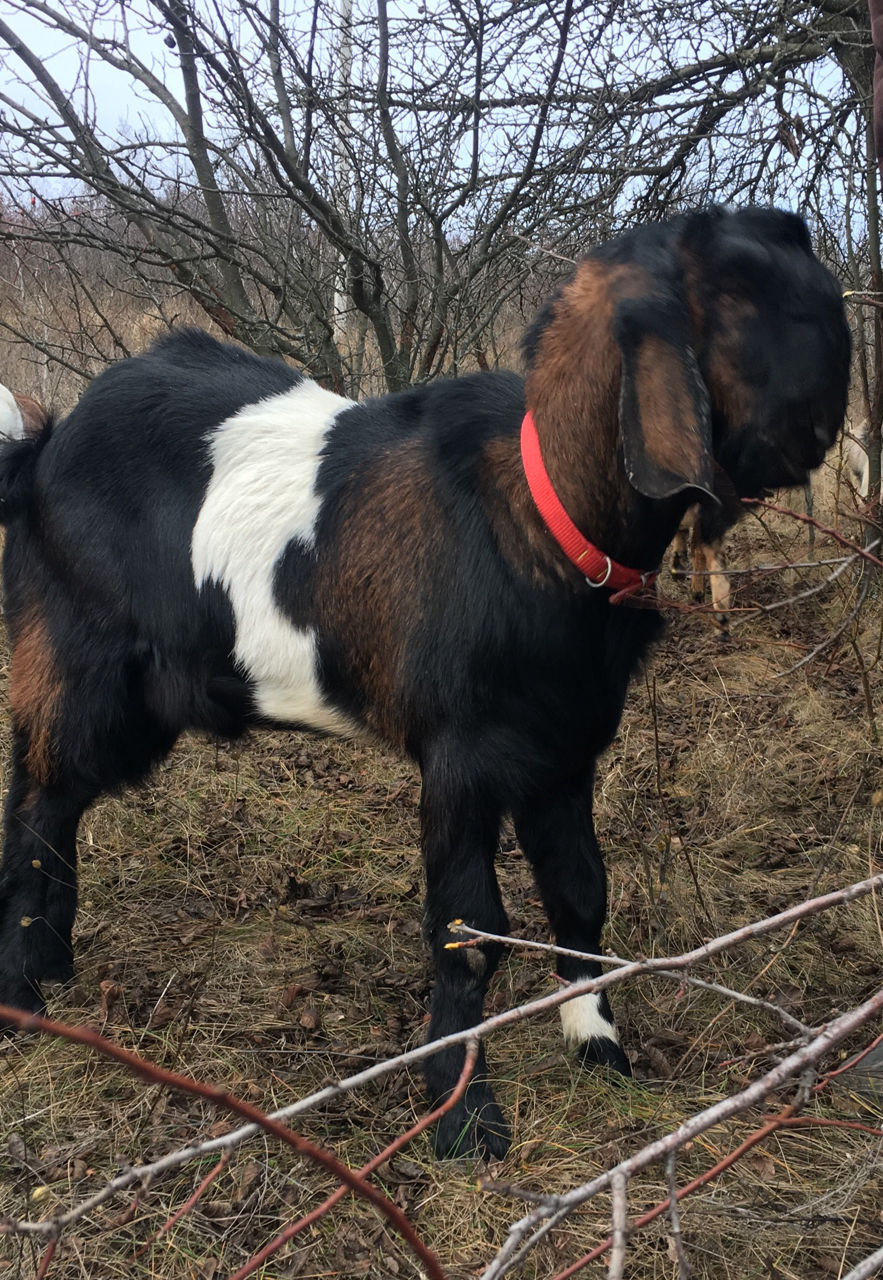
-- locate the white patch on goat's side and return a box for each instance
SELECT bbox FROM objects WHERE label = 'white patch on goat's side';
[560,990,620,1047]
[0,386,25,440]
[192,379,360,735]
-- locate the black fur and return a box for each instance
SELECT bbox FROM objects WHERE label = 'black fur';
[0,207,851,1161]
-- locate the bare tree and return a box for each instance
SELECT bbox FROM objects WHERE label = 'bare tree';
[0,0,877,406]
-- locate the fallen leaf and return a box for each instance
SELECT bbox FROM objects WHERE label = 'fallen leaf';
[746,1152,776,1181]
[299,1003,322,1032]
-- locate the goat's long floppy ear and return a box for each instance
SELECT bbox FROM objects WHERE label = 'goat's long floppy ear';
[613,286,716,502]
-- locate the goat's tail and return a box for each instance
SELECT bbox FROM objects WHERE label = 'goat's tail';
[0,389,53,524]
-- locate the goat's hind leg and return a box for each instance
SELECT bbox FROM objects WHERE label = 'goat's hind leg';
[0,732,91,1015]
[0,639,176,1020]
[513,769,631,1077]
[689,522,708,603]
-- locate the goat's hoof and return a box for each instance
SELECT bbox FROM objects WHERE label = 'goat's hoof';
[431,1083,511,1160]
[26,931,75,986]
[577,1035,632,1077]
[0,978,46,1033]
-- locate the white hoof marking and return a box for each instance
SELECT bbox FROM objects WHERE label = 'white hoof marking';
[560,990,619,1047]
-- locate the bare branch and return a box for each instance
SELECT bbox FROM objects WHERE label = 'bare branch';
[482,994,883,1279]
[607,1172,629,1280]
[2,872,880,1243]
[841,1243,883,1280]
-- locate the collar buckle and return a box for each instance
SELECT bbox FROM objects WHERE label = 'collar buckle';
[585,556,613,588]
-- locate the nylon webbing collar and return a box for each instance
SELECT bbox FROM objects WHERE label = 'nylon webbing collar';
[520,410,658,599]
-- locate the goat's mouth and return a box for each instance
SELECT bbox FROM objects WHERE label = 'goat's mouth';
[718,409,840,497]
[774,437,834,489]
[779,435,829,486]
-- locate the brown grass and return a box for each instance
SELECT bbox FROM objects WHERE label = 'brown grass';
[1,461,882,1280]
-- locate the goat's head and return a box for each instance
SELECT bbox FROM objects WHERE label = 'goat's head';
[611,207,850,508]
[524,206,850,530]
[677,207,850,500]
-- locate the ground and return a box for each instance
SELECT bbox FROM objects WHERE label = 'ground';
[1,486,882,1280]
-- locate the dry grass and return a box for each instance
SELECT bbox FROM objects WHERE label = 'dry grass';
[1,468,882,1280]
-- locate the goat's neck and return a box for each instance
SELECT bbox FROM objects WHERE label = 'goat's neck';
[525,275,687,572]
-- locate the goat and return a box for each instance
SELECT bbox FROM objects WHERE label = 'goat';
[0,387,46,441]
[670,506,731,634]
[0,207,850,1158]
[844,421,870,498]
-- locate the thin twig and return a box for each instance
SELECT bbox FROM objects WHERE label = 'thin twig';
[130,1153,230,1262]
[665,1152,691,1279]
[226,1039,479,1280]
[35,1238,57,1279]
[449,924,812,1035]
[729,547,869,631]
[814,1031,883,1089]
[775,573,869,677]
[681,553,856,577]
[743,499,883,570]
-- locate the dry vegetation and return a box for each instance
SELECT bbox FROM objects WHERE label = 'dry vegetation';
[0,349,881,1277]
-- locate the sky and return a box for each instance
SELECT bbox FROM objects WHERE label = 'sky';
[1,0,179,182]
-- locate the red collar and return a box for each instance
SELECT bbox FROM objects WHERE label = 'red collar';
[520,410,657,599]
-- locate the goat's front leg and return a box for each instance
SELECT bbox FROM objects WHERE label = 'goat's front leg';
[420,745,510,1159]
[513,770,631,1075]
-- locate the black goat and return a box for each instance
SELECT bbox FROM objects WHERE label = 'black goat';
[0,207,850,1158]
